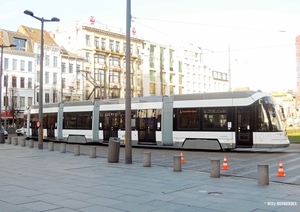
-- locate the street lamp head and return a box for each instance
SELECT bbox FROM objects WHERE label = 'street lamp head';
[51,17,60,22]
[9,44,16,48]
[24,10,34,16]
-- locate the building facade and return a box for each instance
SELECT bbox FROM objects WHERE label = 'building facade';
[54,22,144,99]
[18,25,62,105]
[54,22,228,98]
[0,29,35,128]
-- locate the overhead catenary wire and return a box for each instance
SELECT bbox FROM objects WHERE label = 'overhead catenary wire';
[132,16,287,33]
[131,17,296,54]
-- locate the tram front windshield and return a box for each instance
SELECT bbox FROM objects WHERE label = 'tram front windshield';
[258,97,282,132]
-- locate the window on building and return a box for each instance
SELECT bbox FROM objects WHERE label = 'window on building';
[101,38,106,50]
[99,70,105,83]
[150,70,156,82]
[20,77,25,88]
[150,83,155,95]
[28,97,32,106]
[76,64,80,71]
[61,62,66,72]
[179,86,183,94]
[12,76,17,87]
[20,60,25,71]
[109,57,119,66]
[86,35,90,45]
[76,79,80,90]
[3,76,8,88]
[45,55,50,66]
[85,52,90,62]
[94,69,100,81]
[4,58,9,70]
[37,54,40,64]
[53,73,57,85]
[53,56,58,67]
[95,37,99,48]
[69,64,73,73]
[53,92,57,103]
[123,43,126,52]
[4,95,8,107]
[37,71,40,83]
[170,85,175,95]
[170,74,175,84]
[13,38,26,51]
[95,54,105,64]
[62,78,66,88]
[179,75,183,84]
[28,78,32,89]
[178,61,182,73]
[45,72,49,84]
[116,41,120,52]
[13,59,17,70]
[28,61,33,72]
[110,71,120,83]
[45,93,49,103]
[20,97,25,107]
[110,40,114,51]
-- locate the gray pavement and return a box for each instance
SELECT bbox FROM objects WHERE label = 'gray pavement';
[0,141,299,212]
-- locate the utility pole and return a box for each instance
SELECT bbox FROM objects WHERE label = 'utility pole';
[125,0,132,163]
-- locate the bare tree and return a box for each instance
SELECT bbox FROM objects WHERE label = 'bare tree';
[8,87,20,128]
[50,86,59,103]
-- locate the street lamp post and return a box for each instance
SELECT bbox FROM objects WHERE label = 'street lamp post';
[24,10,59,149]
[0,44,16,144]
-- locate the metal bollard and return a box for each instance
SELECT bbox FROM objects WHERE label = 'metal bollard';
[258,165,269,185]
[48,142,54,151]
[14,137,18,146]
[20,138,26,147]
[143,152,151,167]
[60,143,66,153]
[74,145,80,156]
[90,146,96,158]
[29,139,34,148]
[211,159,220,178]
[173,155,182,172]
[7,137,12,144]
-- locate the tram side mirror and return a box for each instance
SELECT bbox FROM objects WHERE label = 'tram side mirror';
[99,122,102,130]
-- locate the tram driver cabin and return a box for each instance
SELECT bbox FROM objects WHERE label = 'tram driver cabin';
[25,91,290,150]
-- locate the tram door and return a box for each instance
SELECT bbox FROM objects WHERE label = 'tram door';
[45,114,57,138]
[102,112,119,142]
[236,106,253,147]
[137,109,156,144]
[30,114,38,137]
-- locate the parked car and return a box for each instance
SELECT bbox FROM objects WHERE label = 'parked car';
[0,126,8,139]
[16,127,25,136]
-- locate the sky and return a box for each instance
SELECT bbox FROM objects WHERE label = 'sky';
[0,0,299,93]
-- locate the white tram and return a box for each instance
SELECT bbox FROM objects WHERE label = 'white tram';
[26,91,290,150]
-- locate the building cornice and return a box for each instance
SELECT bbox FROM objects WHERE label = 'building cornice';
[82,26,144,43]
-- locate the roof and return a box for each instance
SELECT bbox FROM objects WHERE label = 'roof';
[17,25,59,47]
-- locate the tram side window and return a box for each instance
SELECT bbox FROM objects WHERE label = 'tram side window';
[203,108,227,130]
[77,112,92,129]
[64,112,92,129]
[176,108,200,130]
[119,112,124,130]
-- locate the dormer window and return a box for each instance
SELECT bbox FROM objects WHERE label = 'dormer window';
[13,37,26,51]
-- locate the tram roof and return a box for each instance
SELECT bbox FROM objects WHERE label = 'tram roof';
[173,91,264,101]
